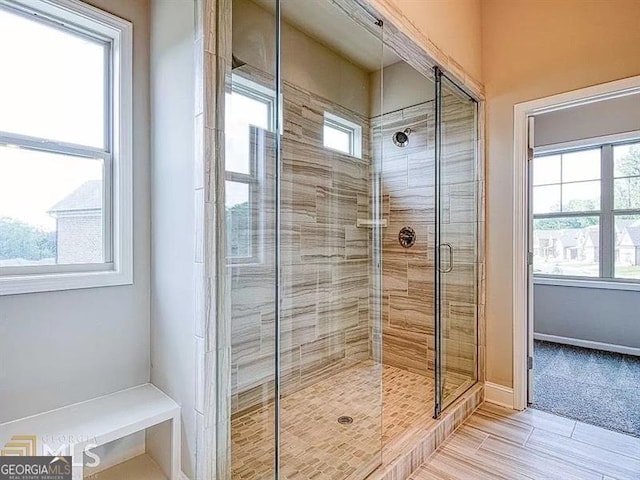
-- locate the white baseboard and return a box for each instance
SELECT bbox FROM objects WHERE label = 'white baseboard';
[534,333,640,357]
[484,382,514,409]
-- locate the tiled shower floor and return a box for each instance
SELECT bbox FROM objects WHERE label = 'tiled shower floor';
[231,361,470,479]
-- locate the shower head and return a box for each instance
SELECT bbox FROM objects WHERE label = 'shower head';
[392,128,412,148]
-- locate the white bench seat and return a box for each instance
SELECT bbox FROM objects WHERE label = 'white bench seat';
[0,384,180,480]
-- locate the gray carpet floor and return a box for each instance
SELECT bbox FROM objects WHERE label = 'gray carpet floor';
[533,340,640,437]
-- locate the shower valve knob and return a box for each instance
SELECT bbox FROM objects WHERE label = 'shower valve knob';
[399,226,416,248]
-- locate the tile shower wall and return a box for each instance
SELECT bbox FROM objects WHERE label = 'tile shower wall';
[374,97,477,379]
[229,75,373,414]
[439,94,479,384]
[374,103,435,375]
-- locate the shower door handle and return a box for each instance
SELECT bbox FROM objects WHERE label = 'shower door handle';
[439,243,453,273]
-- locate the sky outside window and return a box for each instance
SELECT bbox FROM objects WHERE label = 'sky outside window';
[0,7,106,232]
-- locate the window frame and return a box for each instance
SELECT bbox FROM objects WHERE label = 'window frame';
[225,74,275,265]
[532,131,640,289]
[0,0,133,295]
[323,111,362,158]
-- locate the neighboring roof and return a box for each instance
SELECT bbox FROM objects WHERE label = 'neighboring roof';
[559,229,582,248]
[583,226,599,247]
[616,218,640,231]
[616,218,636,230]
[48,180,101,214]
[621,226,640,247]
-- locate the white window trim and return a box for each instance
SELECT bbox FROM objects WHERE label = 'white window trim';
[231,74,276,128]
[323,111,362,158]
[0,0,133,296]
[533,276,640,292]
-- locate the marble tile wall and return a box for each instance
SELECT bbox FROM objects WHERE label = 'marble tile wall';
[373,96,478,387]
[228,73,375,415]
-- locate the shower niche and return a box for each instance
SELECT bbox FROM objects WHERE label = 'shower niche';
[210,0,481,478]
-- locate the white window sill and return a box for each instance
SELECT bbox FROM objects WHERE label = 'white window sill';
[0,267,133,296]
[534,276,640,292]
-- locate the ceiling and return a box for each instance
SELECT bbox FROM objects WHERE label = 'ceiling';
[251,0,400,72]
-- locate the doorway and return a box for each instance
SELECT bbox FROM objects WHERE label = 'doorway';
[513,76,640,438]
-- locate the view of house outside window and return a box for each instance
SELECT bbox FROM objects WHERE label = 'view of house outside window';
[533,142,640,280]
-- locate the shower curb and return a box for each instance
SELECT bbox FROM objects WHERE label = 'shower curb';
[366,383,484,480]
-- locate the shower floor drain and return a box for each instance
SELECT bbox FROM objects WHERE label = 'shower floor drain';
[337,416,354,425]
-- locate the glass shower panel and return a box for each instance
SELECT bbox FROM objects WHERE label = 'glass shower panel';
[435,70,478,414]
[228,0,277,477]
[278,1,384,478]
[376,47,437,442]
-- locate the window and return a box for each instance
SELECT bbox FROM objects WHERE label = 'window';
[532,140,640,282]
[0,0,132,295]
[613,143,640,280]
[323,112,362,158]
[225,76,274,263]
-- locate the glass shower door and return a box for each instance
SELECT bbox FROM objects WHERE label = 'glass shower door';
[277,1,385,478]
[226,0,385,477]
[434,68,479,416]
[227,0,278,477]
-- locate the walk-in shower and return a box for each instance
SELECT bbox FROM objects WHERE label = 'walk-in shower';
[212,1,480,478]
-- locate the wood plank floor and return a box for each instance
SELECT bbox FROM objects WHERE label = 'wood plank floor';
[410,402,640,480]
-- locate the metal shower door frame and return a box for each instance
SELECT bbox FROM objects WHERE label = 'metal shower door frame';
[433,66,480,419]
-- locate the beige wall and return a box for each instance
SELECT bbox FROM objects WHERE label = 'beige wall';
[481,0,640,388]
[386,0,483,82]
[370,60,434,116]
